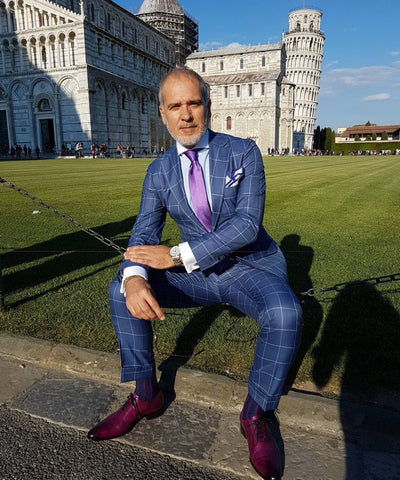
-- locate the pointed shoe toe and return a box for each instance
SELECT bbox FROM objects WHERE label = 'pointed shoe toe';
[88,390,164,441]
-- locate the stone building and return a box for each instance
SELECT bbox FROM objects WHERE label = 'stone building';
[336,125,400,143]
[186,7,324,154]
[0,0,175,155]
[0,0,324,157]
[136,0,198,67]
[282,8,325,151]
[186,45,295,155]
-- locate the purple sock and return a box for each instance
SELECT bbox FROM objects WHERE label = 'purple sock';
[242,394,264,419]
[134,372,159,402]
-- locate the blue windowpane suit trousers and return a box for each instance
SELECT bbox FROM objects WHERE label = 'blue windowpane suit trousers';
[109,248,303,411]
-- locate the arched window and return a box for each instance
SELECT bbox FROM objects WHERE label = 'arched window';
[38,98,51,111]
[59,34,66,67]
[41,45,47,67]
[19,0,26,29]
[69,32,76,66]
[49,35,56,67]
[122,92,126,110]
[30,38,38,67]
[226,116,232,130]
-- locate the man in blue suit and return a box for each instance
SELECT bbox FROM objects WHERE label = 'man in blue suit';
[88,67,302,480]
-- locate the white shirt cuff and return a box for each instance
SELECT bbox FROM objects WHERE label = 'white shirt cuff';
[179,241,199,273]
[120,266,148,295]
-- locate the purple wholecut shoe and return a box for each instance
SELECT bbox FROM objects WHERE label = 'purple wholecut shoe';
[240,410,282,480]
[88,390,164,441]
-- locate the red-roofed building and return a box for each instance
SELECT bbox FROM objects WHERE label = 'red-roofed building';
[336,125,400,143]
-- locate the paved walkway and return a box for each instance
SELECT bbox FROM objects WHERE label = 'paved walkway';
[1,333,399,479]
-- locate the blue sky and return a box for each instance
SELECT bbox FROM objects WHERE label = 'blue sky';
[117,0,400,131]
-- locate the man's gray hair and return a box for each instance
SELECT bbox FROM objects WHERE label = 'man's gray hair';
[159,67,209,107]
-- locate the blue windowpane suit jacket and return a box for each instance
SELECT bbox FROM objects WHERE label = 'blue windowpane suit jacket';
[119,130,278,275]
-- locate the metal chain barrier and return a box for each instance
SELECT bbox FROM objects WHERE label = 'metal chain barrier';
[1,176,399,300]
[299,273,400,298]
[0,177,126,256]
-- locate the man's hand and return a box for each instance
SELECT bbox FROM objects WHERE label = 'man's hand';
[125,276,165,321]
[123,245,174,270]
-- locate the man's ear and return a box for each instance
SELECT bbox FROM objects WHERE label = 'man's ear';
[159,106,166,125]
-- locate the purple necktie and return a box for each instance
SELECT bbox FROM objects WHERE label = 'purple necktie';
[185,149,212,232]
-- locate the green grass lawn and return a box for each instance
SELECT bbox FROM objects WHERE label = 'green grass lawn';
[1,155,399,401]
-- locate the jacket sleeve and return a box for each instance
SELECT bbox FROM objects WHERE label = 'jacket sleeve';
[118,167,167,273]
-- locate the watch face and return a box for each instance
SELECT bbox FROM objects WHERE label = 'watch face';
[170,246,180,258]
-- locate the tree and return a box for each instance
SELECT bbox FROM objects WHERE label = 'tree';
[382,131,388,140]
[354,135,361,142]
[324,127,336,152]
[372,133,377,140]
[313,125,321,150]
[313,125,327,150]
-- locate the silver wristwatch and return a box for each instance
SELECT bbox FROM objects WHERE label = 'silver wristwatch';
[170,246,183,266]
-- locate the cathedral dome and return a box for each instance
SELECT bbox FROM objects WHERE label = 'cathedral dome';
[138,0,184,15]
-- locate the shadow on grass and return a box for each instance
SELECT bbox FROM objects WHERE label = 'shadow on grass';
[157,304,229,407]
[2,215,136,306]
[312,283,400,402]
[312,284,400,479]
[279,234,324,390]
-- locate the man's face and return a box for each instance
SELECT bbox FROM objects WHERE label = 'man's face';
[159,73,210,148]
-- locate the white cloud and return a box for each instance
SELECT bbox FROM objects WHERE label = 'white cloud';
[322,63,400,88]
[198,41,223,51]
[362,93,390,101]
[390,51,399,56]
[325,60,339,69]
[224,42,245,49]
[199,41,246,51]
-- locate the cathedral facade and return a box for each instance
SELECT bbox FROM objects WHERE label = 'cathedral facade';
[0,0,175,155]
[0,0,324,156]
[186,44,295,154]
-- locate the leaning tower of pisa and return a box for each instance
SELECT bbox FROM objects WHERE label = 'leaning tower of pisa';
[283,8,325,151]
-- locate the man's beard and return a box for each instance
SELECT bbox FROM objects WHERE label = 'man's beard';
[165,117,208,148]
